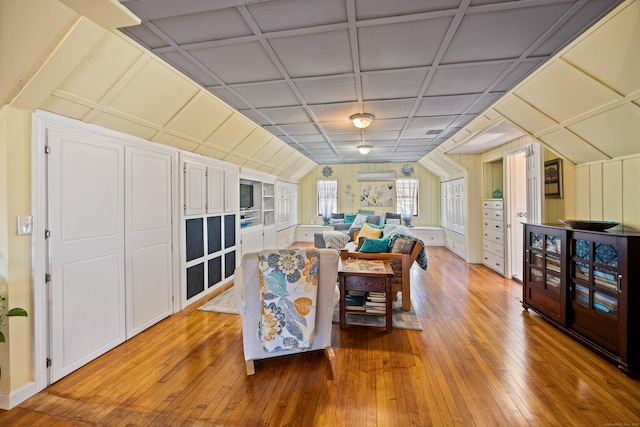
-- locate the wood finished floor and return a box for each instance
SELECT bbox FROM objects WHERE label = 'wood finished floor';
[1,246,639,426]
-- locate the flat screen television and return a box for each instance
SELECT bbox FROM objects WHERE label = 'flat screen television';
[239,183,253,209]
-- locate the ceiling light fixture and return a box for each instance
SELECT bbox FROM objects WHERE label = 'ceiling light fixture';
[350,113,375,129]
[357,144,373,155]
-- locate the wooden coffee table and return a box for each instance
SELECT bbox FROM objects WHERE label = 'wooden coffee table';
[338,259,394,332]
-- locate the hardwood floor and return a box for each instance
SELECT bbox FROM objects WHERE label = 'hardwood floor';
[2,246,639,426]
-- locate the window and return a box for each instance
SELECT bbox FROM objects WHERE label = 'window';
[317,179,338,219]
[396,178,419,218]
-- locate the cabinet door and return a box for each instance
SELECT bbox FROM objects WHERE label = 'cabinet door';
[224,168,239,213]
[48,129,126,382]
[184,161,206,216]
[207,167,223,214]
[568,233,620,354]
[125,147,173,338]
[524,226,565,324]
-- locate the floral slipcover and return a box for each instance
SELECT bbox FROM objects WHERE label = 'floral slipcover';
[257,249,320,353]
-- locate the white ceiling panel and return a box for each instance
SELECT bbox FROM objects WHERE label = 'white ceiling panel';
[539,128,608,164]
[358,18,451,71]
[189,42,283,84]
[515,60,620,123]
[153,9,251,45]
[269,31,353,78]
[562,2,640,96]
[568,104,640,158]
[442,3,573,63]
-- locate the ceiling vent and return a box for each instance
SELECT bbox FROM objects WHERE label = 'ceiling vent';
[357,170,396,182]
[425,129,444,136]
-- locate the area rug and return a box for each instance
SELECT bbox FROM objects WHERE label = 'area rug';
[198,287,238,314]
[198,287,423,331]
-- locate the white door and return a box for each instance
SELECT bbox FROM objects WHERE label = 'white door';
[526,142,544,224]
[506,150,527,281]
[48,129,126,382]
[125,147,173,338]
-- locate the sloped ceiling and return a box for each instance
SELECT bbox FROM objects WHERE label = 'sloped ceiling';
[438,0,640,169]
[2,0,316,181]
[3,0,638,182]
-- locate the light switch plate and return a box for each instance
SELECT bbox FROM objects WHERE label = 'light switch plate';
[17,215,33,235]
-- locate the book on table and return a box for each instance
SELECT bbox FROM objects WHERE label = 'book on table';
[345,294,366,311]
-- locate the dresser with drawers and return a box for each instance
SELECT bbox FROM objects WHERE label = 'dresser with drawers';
[482,199,505,276]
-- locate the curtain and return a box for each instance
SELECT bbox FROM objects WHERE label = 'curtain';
[317,180,337,224]
[396,178,418,225]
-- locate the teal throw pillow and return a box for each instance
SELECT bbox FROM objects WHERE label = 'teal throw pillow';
[359,237,390,253]
[344,214,357,223]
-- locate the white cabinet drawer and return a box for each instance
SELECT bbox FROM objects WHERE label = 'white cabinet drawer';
[483,218,504,232]
[483,228,504,244]
[482,200,504,209]
[483,239,504,257]
[483,208,504,220]
[483,252,505,275]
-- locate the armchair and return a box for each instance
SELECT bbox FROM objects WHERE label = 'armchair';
[234,248,340,375]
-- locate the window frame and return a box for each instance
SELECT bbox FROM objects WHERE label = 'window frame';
[396,178,419,217]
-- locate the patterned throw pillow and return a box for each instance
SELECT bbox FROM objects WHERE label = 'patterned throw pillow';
[350,213,369,229]
[390,237,415,254]
[359,223,383,239]
[360,237,390,253]
[329,218,344,225]
[386,218,400,225]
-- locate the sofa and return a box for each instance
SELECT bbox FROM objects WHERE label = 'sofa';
[332,211,401,238]
[339,224,427,311]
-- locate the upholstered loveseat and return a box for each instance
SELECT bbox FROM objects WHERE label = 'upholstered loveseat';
[340,224,427,311]
[314,212,408,251]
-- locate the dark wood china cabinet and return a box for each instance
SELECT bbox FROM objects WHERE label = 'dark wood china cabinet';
[523,223,640,375]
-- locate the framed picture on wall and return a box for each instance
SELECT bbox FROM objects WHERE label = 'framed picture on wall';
[544,158,563,198]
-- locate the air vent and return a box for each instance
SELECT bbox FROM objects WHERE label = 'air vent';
[357,170,396,181]
[425,129,444,136]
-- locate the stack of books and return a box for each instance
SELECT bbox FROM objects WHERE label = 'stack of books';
[364,292,387,314]
[344,291,388,314]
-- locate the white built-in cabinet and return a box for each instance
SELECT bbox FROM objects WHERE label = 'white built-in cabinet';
[441,178,466,235]
[35,111,177,383]
[276,180,299,231]
[482,199,506,275]
[181,153,239,306]
[239,168,278,255]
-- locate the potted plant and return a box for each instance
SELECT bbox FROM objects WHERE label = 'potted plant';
[0,294,28,343]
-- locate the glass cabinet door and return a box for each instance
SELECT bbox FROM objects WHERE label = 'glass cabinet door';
[570,237,619,319]
[568,233,620,355]
[524,226,565,323]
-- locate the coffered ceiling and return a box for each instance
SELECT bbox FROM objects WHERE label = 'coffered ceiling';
[118,0,622,164]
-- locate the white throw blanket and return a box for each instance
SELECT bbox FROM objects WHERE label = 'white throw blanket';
[257,249,320,353]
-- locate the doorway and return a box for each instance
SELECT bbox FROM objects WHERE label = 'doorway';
[506,149,527,281]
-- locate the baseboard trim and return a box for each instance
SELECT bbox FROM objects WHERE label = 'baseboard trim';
[0,380,38,410]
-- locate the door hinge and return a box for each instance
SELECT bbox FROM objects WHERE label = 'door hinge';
[45,273,51,283]
[46,358,52,367]
[44,145,50,154]
[44,229,51,239]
